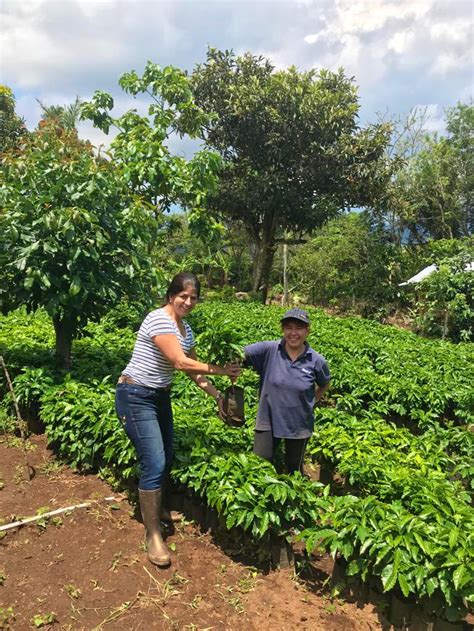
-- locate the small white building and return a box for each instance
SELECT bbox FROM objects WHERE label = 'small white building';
[399,262,474,286]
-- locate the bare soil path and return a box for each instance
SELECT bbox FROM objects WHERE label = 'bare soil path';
[0,434,386,631]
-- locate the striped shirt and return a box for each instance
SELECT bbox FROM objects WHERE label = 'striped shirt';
[122,308,195,388]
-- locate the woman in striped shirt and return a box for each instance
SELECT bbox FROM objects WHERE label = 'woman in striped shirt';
[115,272,240,567]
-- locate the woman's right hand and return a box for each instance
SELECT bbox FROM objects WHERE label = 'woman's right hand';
[223,362,241,380]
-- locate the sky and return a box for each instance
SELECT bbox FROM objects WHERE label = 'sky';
[1,0,473,152]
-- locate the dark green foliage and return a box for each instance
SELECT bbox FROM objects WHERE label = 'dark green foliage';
[288,212,399,315]
[191,48,392,301]
[413,252,474,342]
[0,118,157,368]
[373,102,473,248]
[0,85,27,154]
[1,301,472,618]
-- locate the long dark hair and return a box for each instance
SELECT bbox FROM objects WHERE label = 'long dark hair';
[165,272,201,302]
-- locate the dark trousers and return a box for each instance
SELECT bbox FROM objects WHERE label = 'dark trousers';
[253,430,308,474]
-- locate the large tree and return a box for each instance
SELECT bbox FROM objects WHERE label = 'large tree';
[0,118,155,369]
[80,61,222,242]
[379,102,473,245]
[0,65,224,369]
[191,49,392,301]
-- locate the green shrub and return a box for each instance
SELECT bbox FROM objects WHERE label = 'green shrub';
[414,253,473,342]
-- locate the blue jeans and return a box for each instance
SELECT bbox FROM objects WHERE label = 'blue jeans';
[115,383,174,491]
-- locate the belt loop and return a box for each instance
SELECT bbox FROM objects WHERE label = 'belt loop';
[118,375,135,386]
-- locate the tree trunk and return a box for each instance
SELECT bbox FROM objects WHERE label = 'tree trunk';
[250,212,278,303]
[53,314,77,371]
[442,309,449,340]
[252,249,264,295]
[282,242,289,307]
[261,247,276,304]
[206,266,213,289]
[252,244,277,304]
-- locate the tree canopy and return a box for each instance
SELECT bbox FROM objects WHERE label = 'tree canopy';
[80,61,222,239]
[379,102,473,245]
[0,117,155,368]
[191,48,393,301]
[288,213,397,314]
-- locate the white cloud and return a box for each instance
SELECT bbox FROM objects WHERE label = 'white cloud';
[1,0,472,139]
[430,19,471,44]
[429,52,470,76]
[420,103,446,133]
[0,0,185,92]
[335,0,431,34]
[298,0,473,109]
[1,1,129,89]
[388,30,415,55]
[76,0,117,20]
[304,33,319,44]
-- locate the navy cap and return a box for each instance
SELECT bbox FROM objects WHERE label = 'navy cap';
[280,307,310,325]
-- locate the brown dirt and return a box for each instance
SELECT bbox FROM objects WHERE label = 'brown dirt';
[0,434,388,631]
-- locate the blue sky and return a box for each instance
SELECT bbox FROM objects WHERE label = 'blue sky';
[1,0,472,152]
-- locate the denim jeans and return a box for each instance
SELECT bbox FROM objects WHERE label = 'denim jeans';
[115,383,173,491]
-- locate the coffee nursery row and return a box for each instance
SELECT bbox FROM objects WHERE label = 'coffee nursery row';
[0,301,472,629]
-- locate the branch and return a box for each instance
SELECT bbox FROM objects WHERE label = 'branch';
[0,355,33,481]
[0,497,119,532]
[274,238,307,245]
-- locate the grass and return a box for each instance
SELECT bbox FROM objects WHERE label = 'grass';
[64,584,81,600]
[38,458,66,478]
[1,435,36,451]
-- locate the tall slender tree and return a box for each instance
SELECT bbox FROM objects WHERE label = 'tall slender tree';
[37,96,83,131]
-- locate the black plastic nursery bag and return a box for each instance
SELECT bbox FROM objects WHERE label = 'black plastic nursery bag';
[222,385,245,427]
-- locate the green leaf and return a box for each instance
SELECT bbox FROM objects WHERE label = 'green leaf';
[259,511,269,536]
[381,549,400,593]
[398,573,411,598]
[381,563,398,592]
[375,544,392,565]
[425,577,438,596]
[453,565,468,590]
[68,276,81,297]
[356,525,368,543]
[346,559,363,576]
[448,529,459,549]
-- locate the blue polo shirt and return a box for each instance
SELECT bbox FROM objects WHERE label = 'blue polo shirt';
[244,340,330,439]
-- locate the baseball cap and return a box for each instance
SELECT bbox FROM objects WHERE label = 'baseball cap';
[280,307,310,325]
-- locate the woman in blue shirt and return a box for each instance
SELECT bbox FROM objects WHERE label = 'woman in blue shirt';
[244,308,330,474]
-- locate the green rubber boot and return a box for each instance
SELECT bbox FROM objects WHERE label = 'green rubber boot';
[138,488,171,567]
